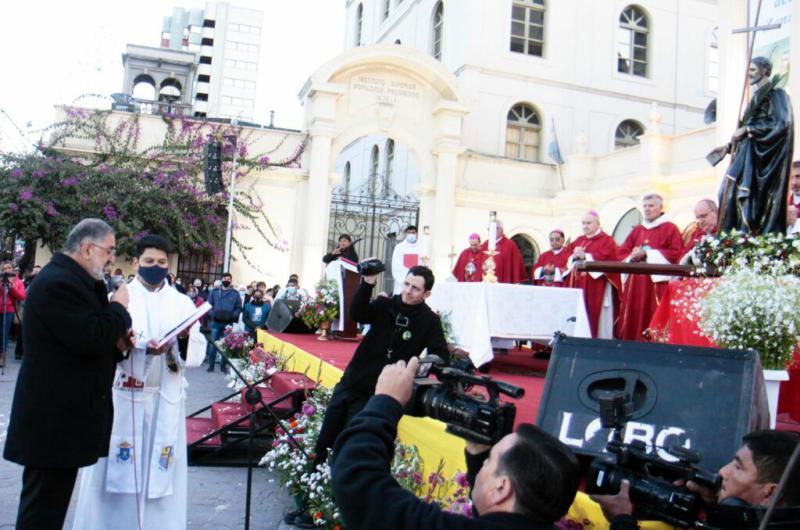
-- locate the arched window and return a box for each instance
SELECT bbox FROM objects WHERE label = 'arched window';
[132,74,156,100]
[707,27,719,92]
[510,0,545,57]
[614,119,645,149]
[431,2,444,61]
[382,0,391,21]
[612,208,643,244]
[369,145,380,196]
[343,161,351,194]
[354,3,363,47]
[384,139,395,197]
[617,5,648,77]
[511,234,539,272]
[506,103,541,161]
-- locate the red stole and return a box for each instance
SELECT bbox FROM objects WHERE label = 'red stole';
[565,231,621,338]
[616,220,683,341]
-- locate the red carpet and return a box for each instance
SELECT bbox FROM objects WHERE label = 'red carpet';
[270,333,546,426]
[269,332,800,434]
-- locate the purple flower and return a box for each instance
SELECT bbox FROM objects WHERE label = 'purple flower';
[81,196,89,206]
[31,170,44,179]
[301,403,316,417]
[9,203,19,213]
[60,176,80,187]
[102,204,117,221]
[10,168,22,178]
[412,472,423,485]
[97,164,109,174]
[454,472,469,489]
[19,187,34,201]
[258,155,270,167]
[45,201,58,216]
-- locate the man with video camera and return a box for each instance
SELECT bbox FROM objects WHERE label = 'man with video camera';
[330,357,581,530]
[286,262,450,527]
[591,430,800,529]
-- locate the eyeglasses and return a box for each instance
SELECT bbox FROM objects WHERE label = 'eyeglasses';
[90,243,116,257]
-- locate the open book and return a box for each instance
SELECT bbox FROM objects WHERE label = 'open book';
[155,301,212,349]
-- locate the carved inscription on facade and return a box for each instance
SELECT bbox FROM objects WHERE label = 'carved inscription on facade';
[351,76,422,105]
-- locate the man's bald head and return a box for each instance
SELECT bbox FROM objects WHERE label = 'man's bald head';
[694,199,718,233]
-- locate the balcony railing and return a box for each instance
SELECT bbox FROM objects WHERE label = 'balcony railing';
[111,95,193,117]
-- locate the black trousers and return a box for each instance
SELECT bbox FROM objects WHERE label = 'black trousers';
[16,466,78,530]
[312,383,369,469]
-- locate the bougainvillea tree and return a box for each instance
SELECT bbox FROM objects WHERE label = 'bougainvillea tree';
[0,104,306,271]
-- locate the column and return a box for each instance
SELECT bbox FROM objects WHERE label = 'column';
[430,145,460,279]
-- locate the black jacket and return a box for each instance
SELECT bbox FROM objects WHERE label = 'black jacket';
[339,281,449,397]
[331,395,555,530]
[3,253,131,468]
[322,245,359,264]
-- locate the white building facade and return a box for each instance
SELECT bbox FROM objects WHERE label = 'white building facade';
[161,2,263,121]
[344,0,719,158]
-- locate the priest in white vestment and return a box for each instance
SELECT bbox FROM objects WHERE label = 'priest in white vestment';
[73,235,206,530]
[391,225,422,294]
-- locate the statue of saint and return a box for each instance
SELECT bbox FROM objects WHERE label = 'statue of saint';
[714,56,794,235]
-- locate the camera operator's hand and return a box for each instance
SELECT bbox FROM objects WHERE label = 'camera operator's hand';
[590,480,634,520]
[463,389,491,454]
[686,479,718,506]
[112,282,130,309]
[375,357,419,407]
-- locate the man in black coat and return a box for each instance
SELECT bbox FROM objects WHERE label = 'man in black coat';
[286,264,449,527]
[3,218,132,530]
[330,358,581,530]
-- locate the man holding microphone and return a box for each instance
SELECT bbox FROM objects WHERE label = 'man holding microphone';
[4,218,133,530]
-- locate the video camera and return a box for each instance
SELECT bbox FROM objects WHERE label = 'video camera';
[357,258,385,276]
[405,355,524,445]
[0,271,13,284]
[585,391,721,528]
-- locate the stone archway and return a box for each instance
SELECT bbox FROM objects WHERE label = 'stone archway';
[297,44,469,282]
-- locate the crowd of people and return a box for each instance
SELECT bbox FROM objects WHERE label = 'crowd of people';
[1,213,798,530]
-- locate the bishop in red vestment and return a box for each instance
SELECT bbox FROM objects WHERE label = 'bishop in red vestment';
[565,212,621,338]
[616,194,684,341]
[532,230,569,286]
[791,162,800,208]
[681,199,718,261]
[452,234,486,282]
[480,219,527,284]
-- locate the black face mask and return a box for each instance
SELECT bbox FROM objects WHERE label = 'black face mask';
[253,298,263,305]
[221,280,232,288]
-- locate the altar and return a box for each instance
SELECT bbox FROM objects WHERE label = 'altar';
[427,282,591,366]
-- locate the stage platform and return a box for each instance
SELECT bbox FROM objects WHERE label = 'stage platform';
[256,331,799,530]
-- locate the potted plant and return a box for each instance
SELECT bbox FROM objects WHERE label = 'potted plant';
[297,279,340,341]
[695,261,800,427]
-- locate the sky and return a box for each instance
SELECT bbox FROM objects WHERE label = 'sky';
[0,0,346,143]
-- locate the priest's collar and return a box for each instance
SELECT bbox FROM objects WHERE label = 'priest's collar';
[552,247,564,254]
[641,213,670,230]
[586,229,602,239]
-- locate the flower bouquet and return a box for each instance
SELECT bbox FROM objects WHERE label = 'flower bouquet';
[297,279,340,337]
[215,326,254,360]
[694,230,800,275]
[226,344,283,393]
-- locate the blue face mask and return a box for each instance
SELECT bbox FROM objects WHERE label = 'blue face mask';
[406,234,418,244]
[139,265,169,286]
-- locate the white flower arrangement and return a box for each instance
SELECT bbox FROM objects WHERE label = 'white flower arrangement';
[694,259,800,370]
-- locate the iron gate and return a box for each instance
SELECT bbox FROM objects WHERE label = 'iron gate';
[327,179,419,294]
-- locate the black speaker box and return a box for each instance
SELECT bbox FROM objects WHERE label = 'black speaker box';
[536,336,769,472]
[266,300,311,333]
